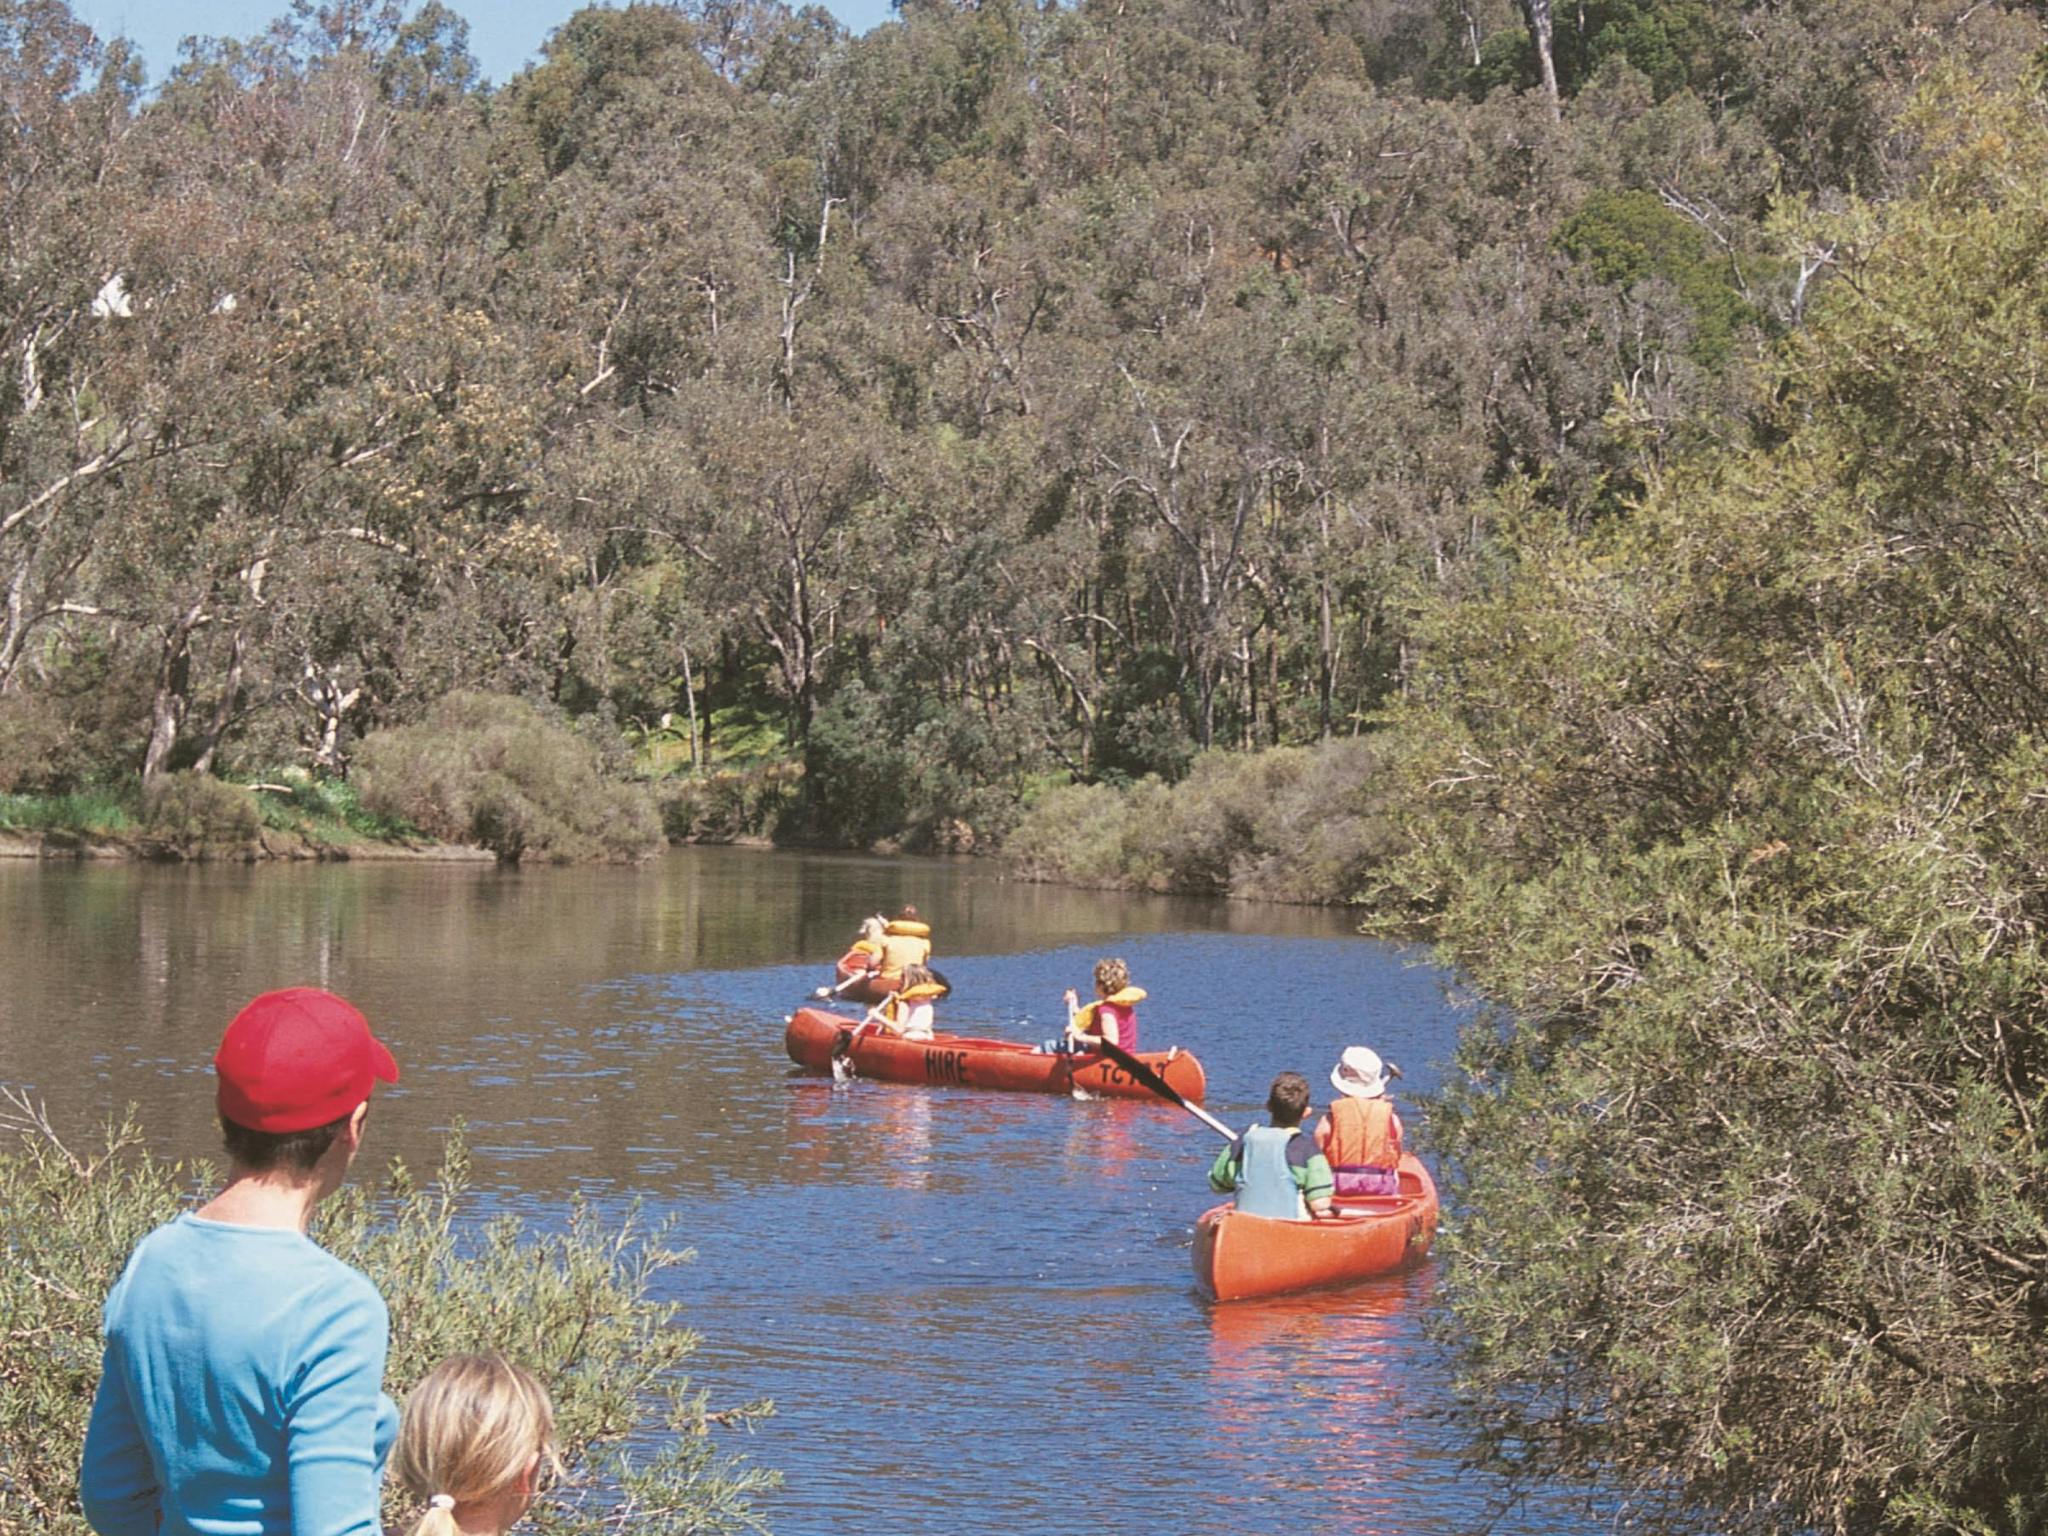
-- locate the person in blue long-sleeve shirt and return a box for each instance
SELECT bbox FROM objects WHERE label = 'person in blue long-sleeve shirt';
[81,987,402,1536]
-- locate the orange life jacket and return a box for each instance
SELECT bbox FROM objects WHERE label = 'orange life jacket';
[1324,1095,1400,1170]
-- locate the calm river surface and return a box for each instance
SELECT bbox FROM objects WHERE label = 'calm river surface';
[0,848,1585,1536]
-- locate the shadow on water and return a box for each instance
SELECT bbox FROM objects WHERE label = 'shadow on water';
[0,847,1605,1536]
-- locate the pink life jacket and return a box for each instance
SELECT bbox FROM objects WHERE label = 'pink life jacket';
[1094,997,1138,1052]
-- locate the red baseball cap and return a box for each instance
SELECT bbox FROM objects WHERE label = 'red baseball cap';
[214,987,400,1133]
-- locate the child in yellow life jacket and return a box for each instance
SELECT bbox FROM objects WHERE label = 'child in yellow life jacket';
[847,915,887,968]
[1062,957,1145,1053]
[1314,1045,1404,1198]
[875,906,933,979]
[867,965,944,1041]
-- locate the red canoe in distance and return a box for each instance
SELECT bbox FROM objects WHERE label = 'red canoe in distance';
[828,949,899,1007]
[1193,1155,1439,1303]
[784,1005,1207,1103]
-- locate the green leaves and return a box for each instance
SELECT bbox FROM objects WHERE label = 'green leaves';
[1376,78,2048,1536]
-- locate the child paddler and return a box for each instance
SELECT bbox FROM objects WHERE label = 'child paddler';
[1061,957,1144,1053]
[875,906,933,981]
[1314,1045,1405,1197]
[847,915,887,970]
[866,965,945,1041]
[1208,1072,1336,1220]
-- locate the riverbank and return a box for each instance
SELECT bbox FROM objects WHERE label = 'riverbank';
[1002,738,1392,906]
[0,828,495,862]
[0,774,493,864]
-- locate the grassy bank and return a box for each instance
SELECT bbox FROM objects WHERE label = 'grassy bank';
[0,1100,774,1533]
[0,773,440,860]
[1002,738,1396,904]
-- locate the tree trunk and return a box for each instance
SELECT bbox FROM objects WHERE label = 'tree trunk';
[1523,0,1562,120]
[680,643,703,773]
[190,630,246,777]
[142,605,206,785]
[300,664,361,775]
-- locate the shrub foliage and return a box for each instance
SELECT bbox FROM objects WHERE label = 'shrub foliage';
[0,1098,773,1535]
[1005,737,1393,902]
[1368,82,2048,1536]
[356,693,663,863]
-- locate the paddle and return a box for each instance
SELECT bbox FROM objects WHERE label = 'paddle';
[1091,1037,1238,1142]
[811,969,869,1002]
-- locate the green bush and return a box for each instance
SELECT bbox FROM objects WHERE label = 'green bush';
[0,788,136,837]
[251,772,418,843]
[0,693,89,795]
[655,761,803,843]
[355,693,663,863]
[1003,739,1395,902]
[0,1101,774,1535]
[141,772,263,856]
[801,682,909,845]
[1004,779,1145,887]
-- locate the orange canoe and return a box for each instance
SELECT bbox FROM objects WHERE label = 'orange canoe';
[1193,1155,1439,1302]
[825,950,899,1006]
[784,1006,1207,1103]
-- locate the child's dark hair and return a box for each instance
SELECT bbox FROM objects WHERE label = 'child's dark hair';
[219,1109,353,1174]
[1266,1072,1312,1127]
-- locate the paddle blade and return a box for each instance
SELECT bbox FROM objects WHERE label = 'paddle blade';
[1096,1037,1188,1108]
[1096,1037,1236,1141]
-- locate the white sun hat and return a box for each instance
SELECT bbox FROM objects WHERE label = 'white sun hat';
[1330,1045,1389,1100]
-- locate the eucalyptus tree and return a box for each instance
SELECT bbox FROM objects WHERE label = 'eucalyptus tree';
[0,4,146,694]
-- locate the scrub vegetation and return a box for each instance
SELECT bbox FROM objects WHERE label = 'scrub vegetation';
[354,693,664,861]
[0,1098,774,1535]
[1366,84,2048,1536]
[1006,738,1395,901]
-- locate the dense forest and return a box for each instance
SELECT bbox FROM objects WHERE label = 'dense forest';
[0,0,2027,847]
[7,1,2048,1531]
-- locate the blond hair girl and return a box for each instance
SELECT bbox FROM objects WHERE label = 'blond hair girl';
[394,1353,562,1536]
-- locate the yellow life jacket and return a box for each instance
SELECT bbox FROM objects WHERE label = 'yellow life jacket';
[878,922,932,976]
[879,983,942,1036]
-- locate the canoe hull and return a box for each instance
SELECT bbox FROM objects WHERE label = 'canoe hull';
[828,950,899,1006]
[785,1006,1206,1103]
[1193,1155,1439,1302]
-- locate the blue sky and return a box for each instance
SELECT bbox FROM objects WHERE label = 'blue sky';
[71,0,894,86]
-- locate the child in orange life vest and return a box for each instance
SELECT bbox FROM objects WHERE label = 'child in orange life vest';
[1314,1045,1404,1198]
[1062,957,1146,1053]
[866,964,944,1041]
[393,1353,562,1536]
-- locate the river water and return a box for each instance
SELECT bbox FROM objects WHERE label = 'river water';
[0,848,1583,1536]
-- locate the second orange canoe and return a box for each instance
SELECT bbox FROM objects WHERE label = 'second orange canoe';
[784,1006,1207,1102]
[1193,1155,1439,1302]
[825,950,899,1006]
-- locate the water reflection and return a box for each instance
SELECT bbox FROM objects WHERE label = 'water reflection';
[0,850,1614,1536]
[1206,1272,1434,1531]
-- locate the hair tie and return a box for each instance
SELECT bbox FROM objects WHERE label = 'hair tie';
[429,1494,455,1511]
